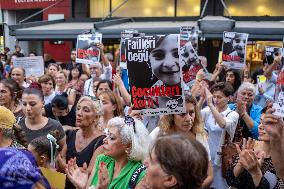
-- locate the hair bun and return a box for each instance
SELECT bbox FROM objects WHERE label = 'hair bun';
[28,82,42,90]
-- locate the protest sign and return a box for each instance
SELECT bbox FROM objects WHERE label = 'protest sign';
[120,30,139,69]
[180,26,199,51]
[265,46,282,65]
[13,56,44,77]
[273,40,284,117]
[76,33,102,64]
[222,31,249,69]
[125,34,185,116]
[179,30,207,85]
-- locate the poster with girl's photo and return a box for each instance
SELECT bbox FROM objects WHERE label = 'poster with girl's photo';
[125,34,185,116]
[180,26,199,51]
[265,46,282,65]
[222,31,249,69]
[273,40,284,117]
[76,33,102,64]
[180,27,207,85]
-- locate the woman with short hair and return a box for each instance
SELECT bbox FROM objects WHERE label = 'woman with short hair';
[66,116,150,189]
[201,82,239,189]
[144,134,209,189]
[61,96,106,189]
[228,82,263,139]
[38,74,56,105]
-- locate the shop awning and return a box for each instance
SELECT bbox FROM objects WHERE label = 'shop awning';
[9,17,284,40]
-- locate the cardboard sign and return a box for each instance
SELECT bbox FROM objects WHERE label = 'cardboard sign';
[13,56,44,77]
[125,34,185,116]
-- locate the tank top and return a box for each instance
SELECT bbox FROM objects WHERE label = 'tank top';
[65,130,105,189]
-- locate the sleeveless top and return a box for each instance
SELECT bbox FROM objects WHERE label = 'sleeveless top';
[90,154,146,189]
[66,130,105,167]
[65,130,105,189]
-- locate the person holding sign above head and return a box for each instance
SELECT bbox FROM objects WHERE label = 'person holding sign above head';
[83,43,112,97]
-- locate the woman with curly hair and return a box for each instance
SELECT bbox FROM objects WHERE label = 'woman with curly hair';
[150,94,213,188]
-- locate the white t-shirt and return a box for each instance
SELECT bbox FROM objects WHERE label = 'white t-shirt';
[83,64,112,97]
[44,91,56,105]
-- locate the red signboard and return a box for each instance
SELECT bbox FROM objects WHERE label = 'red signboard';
[0,0,69,10]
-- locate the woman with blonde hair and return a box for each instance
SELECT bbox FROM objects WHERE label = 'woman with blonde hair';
[54,71,76,105]
[150,94,213,188]
[59,96,106,189]
[97,90,124,129]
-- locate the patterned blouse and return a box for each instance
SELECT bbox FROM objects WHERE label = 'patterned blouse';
[226,156,284,189]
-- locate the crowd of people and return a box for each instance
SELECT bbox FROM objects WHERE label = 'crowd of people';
[0,41,284,189]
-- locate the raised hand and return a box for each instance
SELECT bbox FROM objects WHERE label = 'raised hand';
[262,108,283,138]
[65,158,88,189]
[97,162,109,189]
[204,87,213,106]
[113,73,124,87]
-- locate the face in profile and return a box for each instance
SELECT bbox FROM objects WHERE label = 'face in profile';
[232,35,246,56]
[149,34,180,86]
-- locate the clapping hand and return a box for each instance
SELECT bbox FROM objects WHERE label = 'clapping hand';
[65,158,88,189]
[97,162,109,189]
[236,96,247,114]
[236,138,264,175]
[262,108,284,138]
[113,73,124,88]
[204,87,214,106]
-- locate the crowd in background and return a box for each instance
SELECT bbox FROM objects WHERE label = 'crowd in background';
[0,42,284,189]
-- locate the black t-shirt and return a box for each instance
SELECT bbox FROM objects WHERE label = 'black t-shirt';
[19,118,65,144]
[44,104,76,127]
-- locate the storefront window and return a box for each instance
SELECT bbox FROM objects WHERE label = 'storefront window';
[90,0,200,18]
[246,41,282,73]
[90,0,110,18]
[177,0,200,16]
[225,0,284,16]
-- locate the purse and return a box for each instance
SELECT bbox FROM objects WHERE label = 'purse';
[221,113,243,177]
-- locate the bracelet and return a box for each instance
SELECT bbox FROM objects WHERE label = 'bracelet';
[241,113,246,118]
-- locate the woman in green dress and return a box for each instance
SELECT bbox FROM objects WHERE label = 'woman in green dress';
[66,116,150,189]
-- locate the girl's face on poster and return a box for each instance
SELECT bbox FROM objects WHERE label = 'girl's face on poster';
[149,34,180,86]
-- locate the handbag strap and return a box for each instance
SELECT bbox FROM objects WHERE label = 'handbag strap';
[128,164,146,189]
